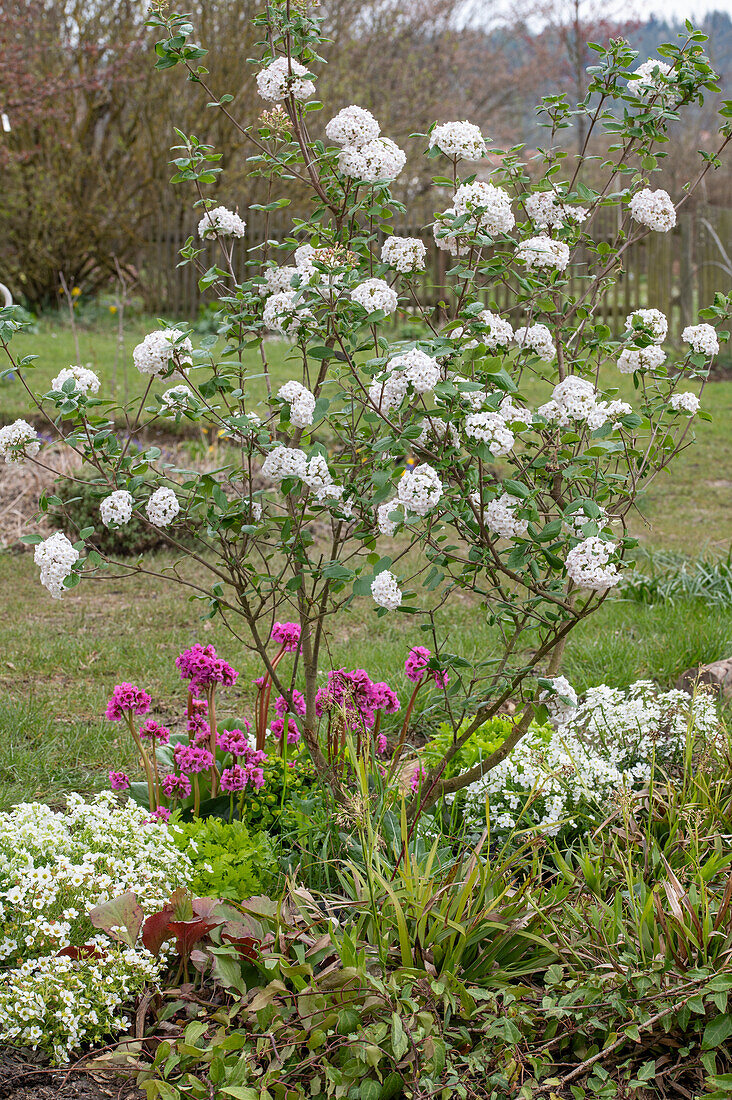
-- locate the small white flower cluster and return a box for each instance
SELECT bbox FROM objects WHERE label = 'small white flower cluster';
[338,137,406,183]
[377,500,401,536]
[539,376,609,430]
[326,104,380,147]
[197,206,246,240]
[669,391,700,415]
[352,278,398,315]
[499,397,533,428]
[625,308,668,344]
[387,348,441,394]
[429,120,487,160]
[262,444,308,482]
[458,681,717,839]
[371,569,402,610]
[277,380,316,427]
[453,181,515,236]
[161,385,195,412]
[133,330,193,376]
[464,410,515,455]
[34,532,79,599]
[682,322,719,357]
[0,793,192,1061]
[514,322,555,362]
[539,675,578,725]
[452,310,513,351]
[416,415,459,449]
[397,463,443,516]
[381,236,427,273]
[369,371,408,413]
[564,502,608,537]
[617,345,667,375]
[51,364,101,396]
[565,535,620,591]
[146,487,180,527]
[301,454,346,506]
[0,419,40,464]
[261,265,299,295]
[256,56,315,102]
[630,58,676,100]
[100,490,134,528]
[524,191,588,229]
[516,236,571,272]
[480,492,529,539]
[629,188,676,232]
[262,290,313,334]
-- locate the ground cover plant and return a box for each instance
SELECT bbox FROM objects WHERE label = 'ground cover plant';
[2,2,732,1097]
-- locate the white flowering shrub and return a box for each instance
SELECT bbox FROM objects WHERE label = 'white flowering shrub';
[1,4,730,811]
[0,793,192,1060]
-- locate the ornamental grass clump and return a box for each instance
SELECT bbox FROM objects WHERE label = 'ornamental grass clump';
[2,2,730,820]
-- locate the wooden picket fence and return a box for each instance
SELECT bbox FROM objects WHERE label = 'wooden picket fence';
[142,201,732,337]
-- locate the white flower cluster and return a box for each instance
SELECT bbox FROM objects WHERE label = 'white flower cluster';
[387,348,441,394]
[369,371,408,413]
[0,419,40,464]
[256,56,315,102]
[371,569,402,610]
[0,793,192,1060]
[146,487,180,527]
[682,323,719,357]
[133,330,193,376]
[34,532,79,599]
[262,290,313,334]
[617,345,667,375]
[516,236,571,272]
[100,490,134,528]
[539,377,608,430]
[338,137,406,183]
[625,308,668,343]
[326,105,380,147]
[381,236,427,273]
[630,58,676,100]
[161,384,194,411]
[564,502,608,537]
[416,415,459,449]
[499,397,533,428]
[397,463,443,516]
[669,391,700,415]
[262,444,307,482]
[539,675,578,725]
[352,278,398,315]
[197,206,246,240]
[480,492,529,539]
[376,500,401,536]
[51,365,101,396]
[261,265,299,295]
[458,682,717,838]
[302,454,346,506]
[464,410,515,455]
[452,181,515,236]
[524,192,588,229]
[429,120,487,160]
[277,380,316,427]
[514,322,555,361]
[565,536,620,591]
[629,188,676,232]
[452,310,513,351]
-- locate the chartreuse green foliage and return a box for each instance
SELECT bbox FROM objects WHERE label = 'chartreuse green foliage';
[421,714,553,779]
[169,817,278,901]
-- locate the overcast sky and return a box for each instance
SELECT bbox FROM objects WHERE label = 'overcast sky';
[652,0,732,17]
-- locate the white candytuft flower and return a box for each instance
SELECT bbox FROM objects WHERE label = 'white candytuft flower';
[51,365,101,395]
[100,490,134,528]
[161,385,194,411]
[371,569,402,610]
[397,463,443,516]
[352,278,398,315]
[524,192,588,229]
[146,487,180,528]
[539,377,608,430]
[682,323,719,357]
[262,290,313,334]
[277,380,316,427]
[389,348,441,394]
[630,58,676,100]
[464,411,515,455]
[629,188,676,232]
[617,346,667,375]
[0,419,40,464]
[34,532,79,599]
[197,206,246,240]
[669,391,700,415]
[481,492,529,539]
[133,330,192,377]
[539,675,578,725]
[326,105,380,147]
[625,308,668,344]
[565,536,620,591]
[381,236,427,273]
[452,181,515,236]
[256,56,315,103]
[429,120,487,160]
[451,310,513,351]
[261,445,308,482]
[514,323,555,361]
[516,236,571,272]
[338,137,406,182]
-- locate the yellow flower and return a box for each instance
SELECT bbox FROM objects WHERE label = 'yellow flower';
[71,287,81,298]
[109,305,118,315]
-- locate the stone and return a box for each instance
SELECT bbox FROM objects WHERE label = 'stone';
[676,658,732,699]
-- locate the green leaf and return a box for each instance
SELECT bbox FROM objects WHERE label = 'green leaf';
[391,1013,408,1060]
[703,1014,732,1049]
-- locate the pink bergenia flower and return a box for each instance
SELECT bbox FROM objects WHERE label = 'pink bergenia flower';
[217,726,253,756]
[109,771,130,791]
[176,643,238,688]
[274,689,307,718]
[271,621,301,653]
[271,717,301,744]
[147,807,171,823]
[410,764,427,792]
[173,742,215,774]
[162,773,192,799]
[370,681,401,714]
[404,646,449,688]
[250,767,265,789]
[139,719,171,745]
[376,734,388,755]
[220,764,250,792]
[105,683,152,721]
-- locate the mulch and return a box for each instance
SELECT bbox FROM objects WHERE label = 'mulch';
[0,1048,143,1100]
